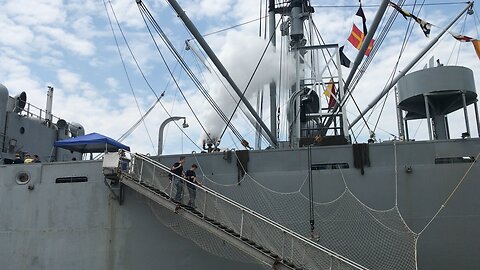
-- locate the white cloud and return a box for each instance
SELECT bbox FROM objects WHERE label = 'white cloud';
[105,77,119,90]
[0,16,35,49]
[57,69,82,91]
[185,0,233,19]
[4,0,66,26]
[36,26,96,56]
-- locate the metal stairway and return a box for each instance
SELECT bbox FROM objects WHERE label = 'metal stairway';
[103,152,368,270]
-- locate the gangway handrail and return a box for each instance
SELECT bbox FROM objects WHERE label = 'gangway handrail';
[129,152,368,270]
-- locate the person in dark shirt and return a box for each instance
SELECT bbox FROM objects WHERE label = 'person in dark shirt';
[185,164,200,208]
[13,153,24,164]
[33,155,41,163]
[171,156,186,203]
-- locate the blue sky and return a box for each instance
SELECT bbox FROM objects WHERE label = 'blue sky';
[1,0,479,155]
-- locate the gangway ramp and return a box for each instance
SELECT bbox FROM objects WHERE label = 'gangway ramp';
[103,152,367,270]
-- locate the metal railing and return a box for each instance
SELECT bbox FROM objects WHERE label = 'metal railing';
[15,102,61,126]
[125,152,367,270]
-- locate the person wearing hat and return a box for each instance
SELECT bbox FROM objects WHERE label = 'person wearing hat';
[24,154,34,164]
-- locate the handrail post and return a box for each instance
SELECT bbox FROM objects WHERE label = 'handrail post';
[139,159,144,183]
[152,165,156,186]
[240,210,245,237]
[290,238,294,262]
[202,190,208,218]
[169,176,174,199]
[214,196,218,219]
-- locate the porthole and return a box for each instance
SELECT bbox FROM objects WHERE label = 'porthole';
[16,172,30,185]
[19,127,25,134]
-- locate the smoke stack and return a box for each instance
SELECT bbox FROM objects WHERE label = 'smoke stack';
[46,86,54,126]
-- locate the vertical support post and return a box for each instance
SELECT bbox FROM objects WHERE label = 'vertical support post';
[462,92,471,136]
[139,160,144,183]
[291,51,301,148]
[336,46,348,140]
[405,119,410,141]
[152,165,155,186]
[290,237,294,261]
[202,191,207,218]
[255,91,263,150]
[214,196,218,219]
[169,175,174,199]
[240,210,244,237]
[424,94,433,140]
[445,116,451,139]
[269,0,277,141]
[395,86,405,140]
[474,100,480,138]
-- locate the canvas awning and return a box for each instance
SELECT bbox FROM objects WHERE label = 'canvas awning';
[54,132,130,153]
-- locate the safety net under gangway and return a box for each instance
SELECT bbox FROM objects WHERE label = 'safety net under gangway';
[106,152,368,270]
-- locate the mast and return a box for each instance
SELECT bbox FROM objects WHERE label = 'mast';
[349,1,474,129]
[161,0,278,146]
[288,0,313,147]
[269,0,277,141]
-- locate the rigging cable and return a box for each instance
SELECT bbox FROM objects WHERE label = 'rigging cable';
[138,3,245,145]
[140,10,213,144]
[474,5,480,36]
[140,2,248,145]
[455,13,470,64]
[118,92,164,143]
[371,0,423,136]
[103,0,156,152]
[105,0,201,152]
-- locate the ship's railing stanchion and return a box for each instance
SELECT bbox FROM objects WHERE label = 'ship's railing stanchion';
[240,210,244,237]
[169,175,174,199]
[152,165,155,185]
[214,196,218,220]
[139,159,144,183]
[202,190,207,218]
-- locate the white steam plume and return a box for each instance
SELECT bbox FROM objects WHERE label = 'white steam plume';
[198,32,295,142]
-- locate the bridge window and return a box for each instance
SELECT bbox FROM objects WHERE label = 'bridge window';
[435,157,475,164]
[55,176,88,183]
[311,163,349,170]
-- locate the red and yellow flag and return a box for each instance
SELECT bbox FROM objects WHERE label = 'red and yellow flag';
[348,24,374,56]
[323,79,337,109]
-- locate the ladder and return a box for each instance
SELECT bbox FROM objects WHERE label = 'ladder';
[103,152,368,270]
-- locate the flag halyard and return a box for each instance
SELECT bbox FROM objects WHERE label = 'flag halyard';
[389,1,432,37]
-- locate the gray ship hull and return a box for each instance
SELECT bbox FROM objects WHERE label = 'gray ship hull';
[1,138,479,269]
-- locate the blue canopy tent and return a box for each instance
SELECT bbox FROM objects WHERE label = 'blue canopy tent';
[54,132,130,153]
